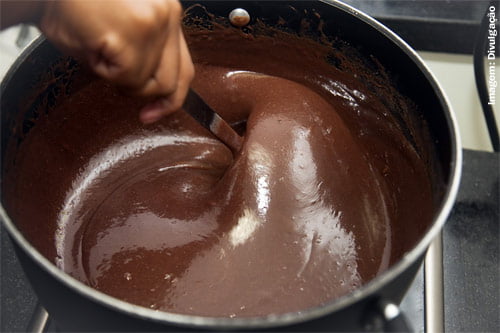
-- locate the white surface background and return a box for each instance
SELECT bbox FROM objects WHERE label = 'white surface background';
[1,25,498,152]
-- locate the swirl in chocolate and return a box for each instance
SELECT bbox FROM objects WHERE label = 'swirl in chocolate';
[3,26,433,318]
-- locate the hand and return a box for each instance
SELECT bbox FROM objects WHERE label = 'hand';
[38,0,195,123]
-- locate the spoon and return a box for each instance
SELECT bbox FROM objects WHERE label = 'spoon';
[183,89,243,154]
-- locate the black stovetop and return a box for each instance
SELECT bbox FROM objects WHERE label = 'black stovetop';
[1,149,498,332]
[442,149,499,332]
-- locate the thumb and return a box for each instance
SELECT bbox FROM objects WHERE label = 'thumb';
[88,48,124,82]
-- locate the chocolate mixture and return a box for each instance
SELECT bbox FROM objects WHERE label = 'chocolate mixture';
[3,25,434,317]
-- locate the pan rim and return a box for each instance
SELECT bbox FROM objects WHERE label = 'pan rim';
[0,0,462,329]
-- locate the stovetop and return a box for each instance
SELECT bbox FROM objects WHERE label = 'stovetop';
[442,149,499,332]
[1,1,498,331]
[1,149,498,332]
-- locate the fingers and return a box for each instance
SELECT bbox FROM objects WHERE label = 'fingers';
[40,0,194,124]
[139,30,195,124]
[88,0,193,124]
[166,31,195,112]
[88,33,129,81]
[90,3,173,90]
[135,1,182,97]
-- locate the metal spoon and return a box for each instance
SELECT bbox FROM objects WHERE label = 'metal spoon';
[183,89,243,153]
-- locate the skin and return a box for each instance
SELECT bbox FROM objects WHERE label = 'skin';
[0,0,195,124]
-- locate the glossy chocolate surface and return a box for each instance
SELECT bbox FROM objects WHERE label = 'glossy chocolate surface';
[3,25,434,317]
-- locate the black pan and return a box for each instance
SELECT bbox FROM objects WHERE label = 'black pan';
[0,1,461,331]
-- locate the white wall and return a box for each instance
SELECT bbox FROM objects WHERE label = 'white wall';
[419,51,498,152]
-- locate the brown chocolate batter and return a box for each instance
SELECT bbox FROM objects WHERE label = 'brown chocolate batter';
[3,23,434,318]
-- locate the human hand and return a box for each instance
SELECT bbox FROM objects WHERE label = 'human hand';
[38,0,194,123]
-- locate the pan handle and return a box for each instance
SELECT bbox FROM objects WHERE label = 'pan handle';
[364,299,412,332]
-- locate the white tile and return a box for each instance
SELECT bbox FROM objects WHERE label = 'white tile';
[419,51,498,152]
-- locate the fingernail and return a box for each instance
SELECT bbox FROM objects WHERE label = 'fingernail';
[140,99,170,124]
[140,111,161,124]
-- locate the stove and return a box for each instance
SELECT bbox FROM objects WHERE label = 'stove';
[1,1,498,332]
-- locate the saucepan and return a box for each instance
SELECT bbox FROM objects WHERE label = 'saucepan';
[0,0,461,331]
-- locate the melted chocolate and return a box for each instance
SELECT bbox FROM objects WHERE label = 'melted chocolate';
[3,25,434,317]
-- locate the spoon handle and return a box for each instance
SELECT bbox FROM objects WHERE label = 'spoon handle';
[183,89,243,153]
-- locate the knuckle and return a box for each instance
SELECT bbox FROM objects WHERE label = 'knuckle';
[134,0,176,27]
[133,14,155,34]
[167,0,182,19]
[91,38,130,81]
[129,6,159,33]
[152,0,170,20]
[161,79,178,96]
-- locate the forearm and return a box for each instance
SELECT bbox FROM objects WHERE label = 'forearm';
[0,0,45,29]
